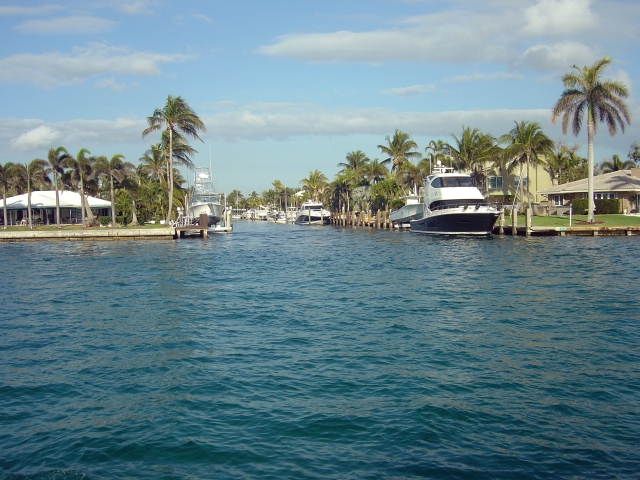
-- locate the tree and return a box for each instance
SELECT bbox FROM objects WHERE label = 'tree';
[300,170,328,201]
[545,142,580,184]
[142,95,206,222]
[46,146,71,228]
[600,154,635,173]
[94,154,135,227]
[500,121,554,211]
[628,142,640,164]
[63,148,94,227]
[11,159,51,229]
[362,158,389,185]
[338,150,370,184]
[445,127,498,182]
[378,130,421,172]
[0,162,15,228]
[119,172,141,226]
[424,139,447,174]
[551,56,631,222]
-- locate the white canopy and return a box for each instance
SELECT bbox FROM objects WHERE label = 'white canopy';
[2,191,111,210]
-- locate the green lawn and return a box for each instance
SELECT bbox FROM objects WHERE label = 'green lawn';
[507,214,640,228]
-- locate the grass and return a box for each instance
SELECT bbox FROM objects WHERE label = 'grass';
[508,214,640,228]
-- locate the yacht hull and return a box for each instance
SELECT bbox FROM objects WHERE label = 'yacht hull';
[410,210,499,235]
[189,203,224,226]
[390,203,424,224]
[294,214,330,225]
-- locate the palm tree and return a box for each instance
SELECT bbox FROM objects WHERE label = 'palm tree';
[629,142,640,165]
[395,161,423,195]
[500,121,554,211]
[142,95,206,222]
[544,143,580,185]
[300,170,328,201]
[600,154,635,173]
[362,158,389,185]
[338,150,370,184]
[63,148,93,227]
[0,162,15,228]
[94,154,136,227]
[378,130,421,172]
[551,56,631,222]
[424,139,447,173]
[119,173,141,226]
[46,146,71,228]
[11,159,51,229]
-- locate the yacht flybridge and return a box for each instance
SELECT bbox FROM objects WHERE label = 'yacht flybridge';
[410,162,499,235]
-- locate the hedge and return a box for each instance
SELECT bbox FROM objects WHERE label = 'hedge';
[572,198,620,215]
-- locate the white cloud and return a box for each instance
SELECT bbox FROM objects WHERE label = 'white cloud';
[523,0,596,36]
[382,85,436,97]
[0,43,195,88]
[443,72,524,83]
[119,1,155,15]
[94,77,126,90]
[0,4,63,16]
[10,126,60,151]
[517,41,598,71]
[16,16,116,34]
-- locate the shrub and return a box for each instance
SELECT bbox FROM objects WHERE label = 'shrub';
[571,198,620,215]
[390,198,405,210]
[571,199,588,215]
[99,216,111,226]
[595,198,620,214]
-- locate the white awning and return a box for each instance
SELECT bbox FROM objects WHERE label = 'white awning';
[1,191,111,210]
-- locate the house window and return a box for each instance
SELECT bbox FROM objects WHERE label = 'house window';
[553,195,564,206]
[595,193,615,200]
[514,176,528,187]
[489,176,503,189]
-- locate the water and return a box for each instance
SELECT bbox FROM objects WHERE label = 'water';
[1,222,639,479]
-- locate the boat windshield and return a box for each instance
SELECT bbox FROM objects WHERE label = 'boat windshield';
[433,176,474,188]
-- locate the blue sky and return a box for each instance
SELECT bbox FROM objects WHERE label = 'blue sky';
[1,0,638,194]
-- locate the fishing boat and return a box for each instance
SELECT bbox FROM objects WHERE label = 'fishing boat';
[294,201,331,225]
[410,161,499,235]
[188,166,224,227]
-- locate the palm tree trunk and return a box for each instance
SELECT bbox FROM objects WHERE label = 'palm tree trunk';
[130,196,139,226]
[79,179,86,227]
[54,172,61,228]
[2,187,7,229]
[83,194,95,226]
[110,175,116,227]
[587,118,595,223]
[166,128,174,223]
[27,178,33,229]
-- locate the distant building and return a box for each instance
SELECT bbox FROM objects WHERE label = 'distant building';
[537,168,640,214]
[1,191,111,226]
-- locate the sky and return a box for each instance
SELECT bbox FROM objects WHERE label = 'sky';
[1,0,639,194]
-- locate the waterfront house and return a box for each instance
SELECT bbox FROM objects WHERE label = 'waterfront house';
[537,168,640,214]
[1,190,111,226]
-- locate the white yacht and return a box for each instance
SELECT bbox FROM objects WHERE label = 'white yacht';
[294,201,331,225]
[390,192,424,226]
[410,162,499,235]
[188,167,224,227]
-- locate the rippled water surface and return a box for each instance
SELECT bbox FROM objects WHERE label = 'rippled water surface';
[1,222,639,479]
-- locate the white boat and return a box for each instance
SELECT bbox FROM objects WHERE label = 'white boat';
[410,162,499,235]
[188,167,224,227]
[390,192,424,225]
[294,201,331,225]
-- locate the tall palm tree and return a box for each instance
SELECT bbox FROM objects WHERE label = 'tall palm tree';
[119,172,141,226]
[11,160,51,229]
[424,139,447,173]
[63,148,93,227]
[395,161,422,195]
[46,146,71,228]
[551,56,631,222]
[378,130,421,172]
[142,95,206,222]
[94,154,136,227]
[445,127,497,173]
[300,170,328,201]
[600,154,635,173]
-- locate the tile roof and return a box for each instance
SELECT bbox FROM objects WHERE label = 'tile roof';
[537,169,640,195]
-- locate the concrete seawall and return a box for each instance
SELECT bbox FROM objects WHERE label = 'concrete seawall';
[0,227,176,242]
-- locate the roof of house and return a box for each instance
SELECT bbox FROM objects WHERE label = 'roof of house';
[537,169,640,195]
[2,191,112,210]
